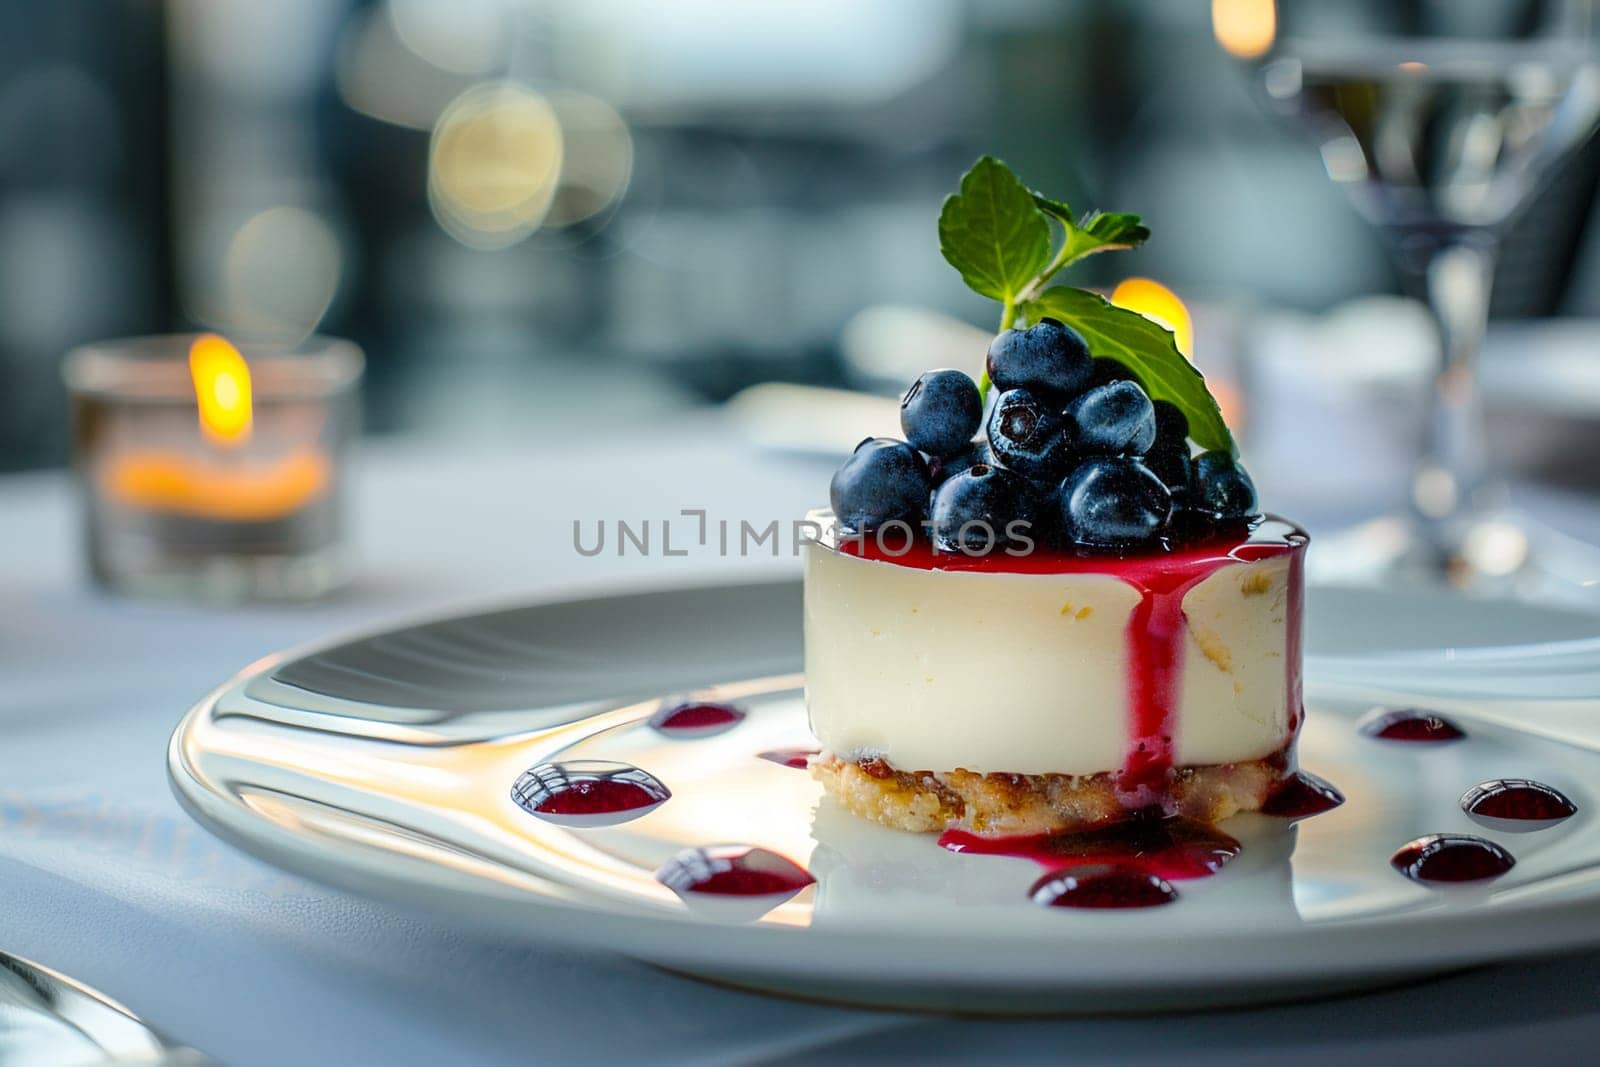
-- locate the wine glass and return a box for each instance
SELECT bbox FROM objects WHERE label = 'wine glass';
[1228,0,1600,593]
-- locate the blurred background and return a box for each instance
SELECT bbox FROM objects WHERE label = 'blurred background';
[4,0,1600,503]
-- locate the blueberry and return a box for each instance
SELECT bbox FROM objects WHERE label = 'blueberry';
[1152,400,1189,453]
[985,388,1073,481]
[901,369,982,458]
[1067,380,1157,456]
[1059,458,1173,549]
[1191,452,1258,522]
[930,464,1036,555]
[1144,445,1193,503]
[1090,357,1144,391]
[829,438,932,532]
[1145,400,1193,504]
[986,319,1093,400]
[927,439,990,487]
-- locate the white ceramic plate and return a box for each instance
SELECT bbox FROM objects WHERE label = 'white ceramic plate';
[169,580,1600,1013]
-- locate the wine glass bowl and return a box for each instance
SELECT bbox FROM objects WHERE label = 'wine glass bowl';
[1260,38,1600,237]
[1230,1,1600,590]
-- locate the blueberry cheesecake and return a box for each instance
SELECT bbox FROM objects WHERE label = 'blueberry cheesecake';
[805,158,1307,836]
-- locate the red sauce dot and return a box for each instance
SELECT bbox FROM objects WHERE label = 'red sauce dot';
[1031,863,1178,909]
[1462,779,1576,822]
[1261,771,1345,819]
[687,867,810,895]
[1361,707,1465,742]
[649,701,746,736]
[758,748,818,770]
[510,761,669,823]
[656,846,814,897]
[1391,834,1515,883]
[535,779,661,815]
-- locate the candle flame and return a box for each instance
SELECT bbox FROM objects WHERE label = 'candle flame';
[1212,0,1276,59]
[189,334,253,446]
[1111,277,1194,359]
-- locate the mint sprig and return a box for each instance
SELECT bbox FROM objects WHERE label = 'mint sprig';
[937,156,1236,456]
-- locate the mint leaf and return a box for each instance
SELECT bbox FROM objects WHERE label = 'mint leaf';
[1030,193,1075,224]
[1074,211,1150,253]
[1033,194,1149,279]
[1034,195,1150,267]
[1022,286,1236,456]
[938,157,1051,307]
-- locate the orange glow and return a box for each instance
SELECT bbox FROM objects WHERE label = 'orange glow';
[1111,277,1194,359]
[1398,60,1427,73]
[1210,378,1245,434]
[1212,0,1276,59]
[103,448,330,522]
[189,334,253,446]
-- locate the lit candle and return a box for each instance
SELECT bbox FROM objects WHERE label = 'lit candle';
[100,335,332,522]
[64,333,362,600]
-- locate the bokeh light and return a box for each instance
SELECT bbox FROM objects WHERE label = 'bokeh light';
[1111,277,1195,358]
[1212,0,1276,60]
[335,4,466,131]
[388,0,509,76]
[428,82,564,249]
[545,91,633,229]
[220,206,343,344]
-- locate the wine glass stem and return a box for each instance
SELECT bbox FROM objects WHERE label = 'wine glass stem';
[1411,237,1499,558]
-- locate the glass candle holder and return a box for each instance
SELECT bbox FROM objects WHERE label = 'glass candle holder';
[63,333,363,601]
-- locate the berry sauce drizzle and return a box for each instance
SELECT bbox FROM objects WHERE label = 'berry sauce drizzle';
[837,516,1308,792]
[1120,566,1214,789]
[1261,771,1345,819]
[649,700,746,737]
[1283,547,1306,733]
[1462,779,1577,823]
[1030,864,1179,909]
[939,817,1241,881]
[655,845,814,896]
[1360,708,1466,742]
[758,748,819,770]
[1391,834,1515,883]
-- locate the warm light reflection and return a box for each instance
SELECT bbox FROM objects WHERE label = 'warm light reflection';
[1111,277,1194,358]
[1212,0,1276,59]
[189,334,253,446]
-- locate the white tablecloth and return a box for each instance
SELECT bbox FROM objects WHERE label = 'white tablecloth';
[4,419,1600,1065]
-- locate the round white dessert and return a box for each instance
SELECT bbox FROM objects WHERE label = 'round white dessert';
[803,510,1304,778]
